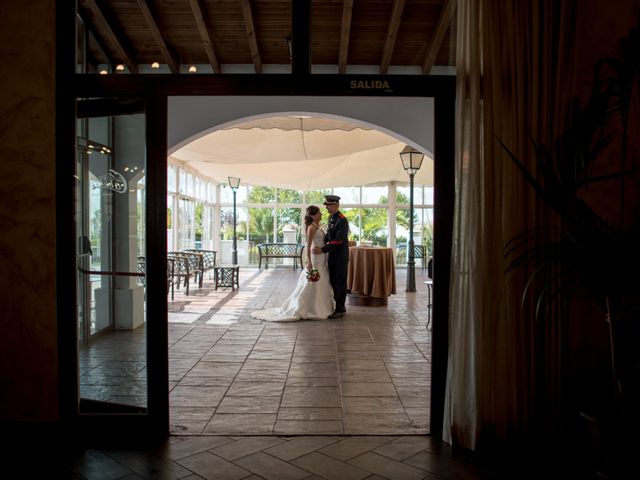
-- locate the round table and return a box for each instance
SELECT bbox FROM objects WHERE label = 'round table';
[347,246,396,306]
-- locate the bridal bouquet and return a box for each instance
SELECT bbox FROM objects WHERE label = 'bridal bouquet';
[306,268,320,282]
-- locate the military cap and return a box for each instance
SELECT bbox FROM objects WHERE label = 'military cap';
[323,194,341,205]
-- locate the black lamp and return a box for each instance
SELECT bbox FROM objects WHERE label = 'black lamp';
[228,176,241,265]
[399,145,424,292]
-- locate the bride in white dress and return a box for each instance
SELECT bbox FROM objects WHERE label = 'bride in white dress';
[250,205,335,322]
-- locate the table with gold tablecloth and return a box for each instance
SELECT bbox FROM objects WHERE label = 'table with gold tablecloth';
[347,246,396,306]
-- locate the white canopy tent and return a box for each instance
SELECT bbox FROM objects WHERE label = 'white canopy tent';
[169,116,434,190]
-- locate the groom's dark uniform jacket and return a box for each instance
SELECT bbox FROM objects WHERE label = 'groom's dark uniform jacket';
[322,210,349,263]
[322,207,350,312]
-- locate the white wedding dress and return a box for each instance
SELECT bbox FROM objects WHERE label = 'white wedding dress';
[250,228,335,322]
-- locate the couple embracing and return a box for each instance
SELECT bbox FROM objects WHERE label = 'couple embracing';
[251,195,349,322]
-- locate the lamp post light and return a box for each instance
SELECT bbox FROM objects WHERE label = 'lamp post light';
[399,145,424,292]
[228,176,241,265]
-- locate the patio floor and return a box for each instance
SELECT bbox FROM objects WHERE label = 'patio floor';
[80,266,433,436]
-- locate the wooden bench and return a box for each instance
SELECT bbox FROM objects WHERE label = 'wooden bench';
[257,243,304,270]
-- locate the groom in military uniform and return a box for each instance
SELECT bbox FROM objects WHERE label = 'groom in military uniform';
[313,195,349,318]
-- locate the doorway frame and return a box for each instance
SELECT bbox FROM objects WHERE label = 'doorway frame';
[58,5,454,439]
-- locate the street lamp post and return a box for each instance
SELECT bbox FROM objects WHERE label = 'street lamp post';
[399,145,424,292]
[228,176,241,265]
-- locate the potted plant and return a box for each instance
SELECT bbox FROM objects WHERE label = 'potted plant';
[502,20,640,478]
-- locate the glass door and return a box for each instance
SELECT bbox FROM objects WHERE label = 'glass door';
[75,97,148,414]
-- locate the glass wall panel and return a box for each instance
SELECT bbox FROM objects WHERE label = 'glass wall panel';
[396,185,411,205]
[206,182,216,203]
[395,207,410,265]
[195,202,204,249]
[177,198,194,249]
[220,207,248,263]
[221,184,248,203]
[305,189,331,205]
[249,207,275,244]
[179,171,194,196]
[360,206,389,246]
[168,165,177,193]
[333,186,360,204]
[276,208,302,243]
[362,185,388,204]
[277,188,302,204]
[75,99,147,413]
[248,185,276,204]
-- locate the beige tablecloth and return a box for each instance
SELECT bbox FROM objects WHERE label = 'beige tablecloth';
[347,247,396,298]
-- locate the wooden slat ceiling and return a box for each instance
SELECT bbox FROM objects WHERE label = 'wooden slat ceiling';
[78,0,456,74]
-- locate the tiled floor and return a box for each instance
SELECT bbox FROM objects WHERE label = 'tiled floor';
[81,266,433,436]
[43,267,593,479]
[12,433,511,479]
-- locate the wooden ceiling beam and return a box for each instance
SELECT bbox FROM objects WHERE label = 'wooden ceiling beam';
[240,0,263,74]
[187,0,221,73]
[380,0,406,74]
[422,0,456,74]
[338,0,354,74]
[80,0,137,73]
[135,0,179,73]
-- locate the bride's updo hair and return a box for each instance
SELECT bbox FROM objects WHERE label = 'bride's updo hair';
[304,205,320,227]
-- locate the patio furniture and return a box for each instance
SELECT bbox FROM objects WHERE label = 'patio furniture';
[257,243,304,270]
[214,265,240,291]
[413,245,428,270]
[167,252,191,295]
[183,249,217,285]
[347,246,396,306]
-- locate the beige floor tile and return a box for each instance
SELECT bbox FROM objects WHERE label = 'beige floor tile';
[340,369,392,383]
[216,396,281,414]
[338,358,387,371]
[204,414,277,434]
[343,413,424,435]
[286,376,340,387]
[341,382,398,397]
[342,396,406,414]
[277,407,343,421]
[281,386,341,407]
[226,381,285,397]
[288,363,339,378]
[234,369,289,382]
[290,355,338,363]
[274,420,344,435]
[169,386,227,407]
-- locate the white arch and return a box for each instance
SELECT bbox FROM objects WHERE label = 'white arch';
[168,96,434,157]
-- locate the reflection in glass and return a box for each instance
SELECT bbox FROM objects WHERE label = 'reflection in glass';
[75,103,147,413]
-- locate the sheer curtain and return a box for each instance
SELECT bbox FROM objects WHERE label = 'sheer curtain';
[444,0,577,450]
